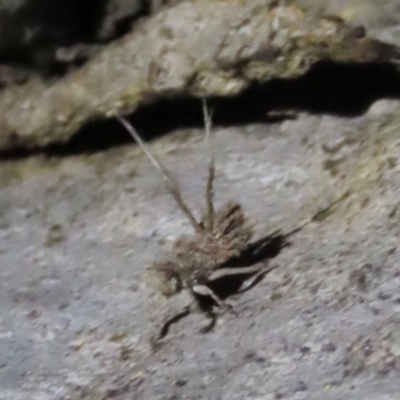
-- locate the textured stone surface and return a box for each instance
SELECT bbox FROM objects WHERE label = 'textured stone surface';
[1,98,400,399]
[0,0,397,151]
[298,0,400,44]
[2,1,400,399]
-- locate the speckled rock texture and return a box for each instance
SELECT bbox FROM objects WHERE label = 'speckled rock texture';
[0,0,398,151]
[1,1,400,399]
[2,98,400,400]
[298,0,400,44]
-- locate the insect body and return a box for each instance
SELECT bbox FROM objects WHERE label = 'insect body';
[117,103,281,342]
[155,200,254,301]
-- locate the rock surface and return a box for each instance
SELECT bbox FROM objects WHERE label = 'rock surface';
[298,0,400,44]
[0,0,398,152]
[1,1,400,400]
[1,97,400,399]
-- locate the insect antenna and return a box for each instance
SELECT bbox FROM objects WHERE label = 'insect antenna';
[202,99,215,232]
[116,115,204,233]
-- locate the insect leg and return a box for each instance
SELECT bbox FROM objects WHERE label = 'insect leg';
[199,310,218,334]
[155,305,191,341]
[238,264,278,293]
[192,284,236,315]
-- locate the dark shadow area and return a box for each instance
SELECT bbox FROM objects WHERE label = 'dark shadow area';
[0,0,149,76]
[206,231,289,301]
[0,0,109,66]
[2,60,400,160]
